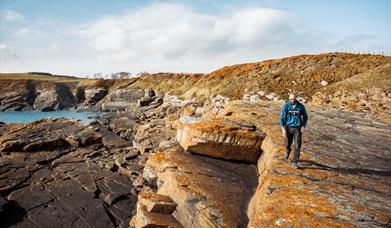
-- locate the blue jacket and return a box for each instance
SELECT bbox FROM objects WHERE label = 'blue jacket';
[279,101,308,127]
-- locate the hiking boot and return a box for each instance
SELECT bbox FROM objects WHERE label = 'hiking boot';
[291,162,299,169]
[284,152,289,160]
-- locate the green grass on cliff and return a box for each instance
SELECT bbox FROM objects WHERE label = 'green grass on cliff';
[0,73,97,86]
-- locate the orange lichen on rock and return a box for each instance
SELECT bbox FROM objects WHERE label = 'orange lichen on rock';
[143,147,258,228]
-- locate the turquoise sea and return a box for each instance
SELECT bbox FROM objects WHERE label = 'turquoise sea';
[0,111,100,124]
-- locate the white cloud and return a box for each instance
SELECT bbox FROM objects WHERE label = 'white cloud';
[1,10,24,22]
[13,28,45,39]
[0,44,18,59]
[79,3,301,64]
[2,2,387,76]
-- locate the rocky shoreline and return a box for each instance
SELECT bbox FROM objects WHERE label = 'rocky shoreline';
[1,90,390,227]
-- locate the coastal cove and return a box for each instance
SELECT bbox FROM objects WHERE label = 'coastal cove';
[0,111,100,124]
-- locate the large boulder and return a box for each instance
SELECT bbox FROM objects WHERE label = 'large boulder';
[176,117,265,163]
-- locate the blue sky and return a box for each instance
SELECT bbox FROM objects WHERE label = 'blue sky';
[1,0,390,76]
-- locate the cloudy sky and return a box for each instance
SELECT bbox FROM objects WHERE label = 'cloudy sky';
[0,0,390,76]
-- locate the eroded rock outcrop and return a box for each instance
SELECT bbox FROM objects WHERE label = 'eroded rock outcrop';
[0,79,78,112]
[83,88,108,106]
[33,84,75,111]
[142,147,258,228]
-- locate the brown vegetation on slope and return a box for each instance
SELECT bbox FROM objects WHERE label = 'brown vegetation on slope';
[120,53,390,101]
[2,53,389,111]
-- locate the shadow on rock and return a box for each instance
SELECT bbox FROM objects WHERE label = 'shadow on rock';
[300,159,391,176]
[0,200,27,228]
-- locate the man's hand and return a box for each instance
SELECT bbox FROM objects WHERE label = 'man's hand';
[281,127,286,137]
[301,127,305,133]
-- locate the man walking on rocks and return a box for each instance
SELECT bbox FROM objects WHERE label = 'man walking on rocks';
[280,94,308,168]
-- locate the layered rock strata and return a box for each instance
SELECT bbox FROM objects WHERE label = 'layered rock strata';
[0,118,150,227]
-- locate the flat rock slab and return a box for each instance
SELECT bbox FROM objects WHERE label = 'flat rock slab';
[0,118,101,152]
[1,153,137,228]
[223,101,391,227]
[0,118,142,228]
[176,118,266,163]
[143,147,258,228]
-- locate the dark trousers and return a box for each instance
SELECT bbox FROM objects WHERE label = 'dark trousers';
[285,127,302,163]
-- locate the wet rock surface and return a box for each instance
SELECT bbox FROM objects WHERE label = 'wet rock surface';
[0,92,186,227]
[0,118,144,228]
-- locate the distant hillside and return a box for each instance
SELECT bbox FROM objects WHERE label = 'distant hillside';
[0,73,96,86]
[119,53,390,101]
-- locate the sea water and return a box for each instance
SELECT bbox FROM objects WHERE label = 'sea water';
[0,111,100,124]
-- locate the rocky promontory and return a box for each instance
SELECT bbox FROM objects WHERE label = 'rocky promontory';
[1,53,390,227]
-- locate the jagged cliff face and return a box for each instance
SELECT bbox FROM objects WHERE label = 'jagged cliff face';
[0,80,77,111]
[0,80,36,111]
